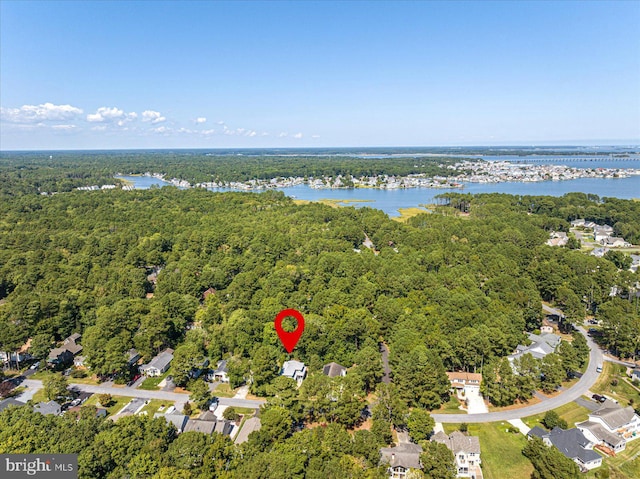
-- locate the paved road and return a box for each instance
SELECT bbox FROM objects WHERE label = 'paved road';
[432,325,603,423]
[21,379,265,409]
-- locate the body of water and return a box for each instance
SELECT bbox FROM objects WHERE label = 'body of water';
[116,174,640,217]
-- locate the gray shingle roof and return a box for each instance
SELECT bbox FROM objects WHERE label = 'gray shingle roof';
[380,443,423,470]
[0,398,24,413]
[323,362,347,377]
[33,401,61,416]
[143,349,174,372]
[432,430,480,455]
[590,402,636,430]
[547,428,602,464]
[576,420,625,447]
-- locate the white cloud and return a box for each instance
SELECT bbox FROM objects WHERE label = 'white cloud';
[246,130,257,137]
[1,102,83,123]
[217,120,225,125]
[152,126,171,134]
[91,125,107,131]
[87,107,136,124]
[278,132,288,138]
[312,135,320,139]
[51,124,77,130]
[142,110,166,124]
[195,117,207,124]
[293,132,303,139]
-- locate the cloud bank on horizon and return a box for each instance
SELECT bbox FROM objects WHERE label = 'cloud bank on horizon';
[1,1,638,149]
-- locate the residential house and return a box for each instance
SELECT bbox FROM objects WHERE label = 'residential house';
[234,417,262,444]
[140,348,174,377]
[508,332,561,364]
[48,333,83,366]
[154,412,189,433]
[126,348,141,367]
[73,356,86,367]
[379,442,423,479]
[591,247,609,258]
[630,368,640,383]
[446,372,482,396]
[571,219,585,227]
[432,431,482,479]
[33,401,62,416]
[323,362,347,378]
[0,338,32,365]
[527,426,602,471]
[0,398,24,413]
[189,358,210,379]
[183,418,233,436]
[577,400,640,453]
[281,360,307,386]
[593,225,614,242]
[629,255,640,273]
[540,319,554,334]
[600,237,631,248]
[546,232,568,247]
[208,360,229,383]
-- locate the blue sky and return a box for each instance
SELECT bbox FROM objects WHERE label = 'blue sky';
[1,0,639,150]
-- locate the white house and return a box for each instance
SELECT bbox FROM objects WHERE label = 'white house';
[446,372,482,395]
[577,400,640,453]
[280,360,307,386]
[379,442,423,479]
[600,237,631,248]
[140,348,174,377]
[208,360,229,383]
[432,431,482,479]
[527,426,602,471]
[508,332,561,364]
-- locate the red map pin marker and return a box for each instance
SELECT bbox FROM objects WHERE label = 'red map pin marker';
[274,309,305,353]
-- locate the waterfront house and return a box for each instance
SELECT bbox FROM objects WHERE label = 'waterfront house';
[432,430,482,478]
[576,400,640,453]
[379,442,423,479]
[140,348,174,377]
[281,360,307,386]
[527,426,602,471]
[322,362,347,378]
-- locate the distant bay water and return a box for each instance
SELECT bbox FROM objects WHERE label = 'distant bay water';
[116,156,640,217]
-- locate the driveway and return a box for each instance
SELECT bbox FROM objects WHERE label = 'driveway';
[432,326,603,423]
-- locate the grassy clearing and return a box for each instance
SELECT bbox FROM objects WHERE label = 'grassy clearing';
[67,374,101,385]
[84,394,131,416]
[522,401,590,429]
[584,438,640,479]
[393,207,430,222]
[138,371,170,391]
[436,396,466,414]
[592,363,640,407]
[138,399,170,416]
[30,388,47,403]
[213,383,235,398]
[442,422,533,479]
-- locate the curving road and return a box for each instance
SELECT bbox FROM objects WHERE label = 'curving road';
[432,325,603,423]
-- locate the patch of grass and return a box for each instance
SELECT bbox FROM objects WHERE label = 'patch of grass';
[584,438,640,479]
[67,375,101,385]
[30,388,47,403]
[233,407,256,416]
[84,394,131,417]
[213,383,235,398]
[393,207,430,222]
[138,372,170,391]
[592,363,640,407]
[522,401,590,429]
[436,395,466,414]
[138,399,169,416]
[442,422,533,479]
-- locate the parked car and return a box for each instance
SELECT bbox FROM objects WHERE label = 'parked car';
[208,397,219,412]
[29,361,40,370]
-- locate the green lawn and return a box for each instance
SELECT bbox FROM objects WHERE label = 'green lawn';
[84,394,131,416]
[67,374,101,385]
[442,422,533,479]
[584,438,640,479]
[213,383,235,398]
[592,363,640,407]
[30,388,48,403]
[522,401,591,429]
[436,395,466,414]
[138,371,170,391]
[138,399,171,416]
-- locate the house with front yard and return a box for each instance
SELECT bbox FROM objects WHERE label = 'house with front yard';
[379,442,423,479]
[546,231,568,247]
[323,362,347,378]
[183,418,233,436]
[234,417,261,444]
[540,318,555,334]
[577,400,640,453]
[446,372,482,396]
[630,368,640,382]
[140,348,174,377]
[207,359,229,383]
[593,225,614,242]
[154,411,189,433]
[528,426,602,471]
[432,430,482,479]
[281,360,307,386]
[48,333,83,366]
[600,237,631,248]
